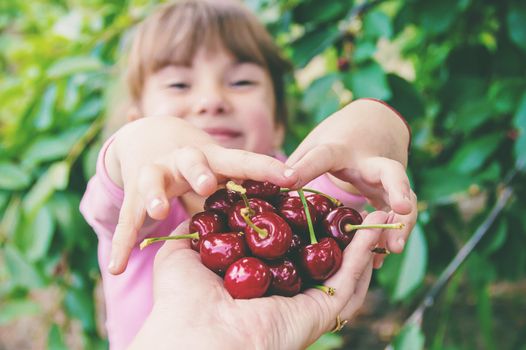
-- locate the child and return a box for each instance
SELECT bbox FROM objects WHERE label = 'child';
[80,0,416,348]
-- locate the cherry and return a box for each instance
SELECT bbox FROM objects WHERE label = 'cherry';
[200,233,248,275]
[204,188,239,215]
[242,180,280,201]
[224,257,272,299]
[306,193,338,222]
[267,259,302,297]
[189,211,228,251]
[298,237,342,282]
[228,198,275,231]
[278,196,317,231]
[322,206,405,249]
[286,232,307,256]
[241,209,292,260]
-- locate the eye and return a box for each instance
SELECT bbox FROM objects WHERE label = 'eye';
[168,82,190,90]
[231,80,256,87]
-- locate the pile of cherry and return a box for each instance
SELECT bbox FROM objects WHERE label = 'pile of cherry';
[140,180,403,299]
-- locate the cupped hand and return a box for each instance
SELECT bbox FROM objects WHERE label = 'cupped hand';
[129,211,388,349]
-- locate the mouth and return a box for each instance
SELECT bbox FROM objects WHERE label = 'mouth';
[202,127,243,141]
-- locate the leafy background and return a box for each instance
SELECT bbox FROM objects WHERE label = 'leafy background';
[1,0,525,349]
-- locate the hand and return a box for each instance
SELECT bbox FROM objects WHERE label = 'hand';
[129,211,389,350]
[107,117,299,274]
[286,99,417,268]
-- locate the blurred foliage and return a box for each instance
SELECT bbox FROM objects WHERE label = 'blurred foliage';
[1,0,525,349]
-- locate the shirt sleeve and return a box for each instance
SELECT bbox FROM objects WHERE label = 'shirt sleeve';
[79,135,189,350]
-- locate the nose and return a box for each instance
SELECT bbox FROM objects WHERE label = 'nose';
[192,86,231,116]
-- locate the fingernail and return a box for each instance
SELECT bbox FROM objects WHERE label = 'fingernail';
[377,260,384,269]
[397,237,406,249]
[108,259,116,271]
[150,198,164,211]
[197,174,209,187]
[284,168,296,178]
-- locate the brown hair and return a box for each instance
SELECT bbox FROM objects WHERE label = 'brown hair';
[126,0,291,125]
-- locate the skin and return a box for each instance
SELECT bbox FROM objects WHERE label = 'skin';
[129,212,389,350]
[105,45,417,274]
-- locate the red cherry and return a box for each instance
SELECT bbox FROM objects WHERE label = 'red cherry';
[224,257,271,299]
[298,237,342,282]
[242,180,280,201]
[267,259,302,296]
[204,188,240,215]
[227,198,275,231]
[306,194,338,222]
[278,196,317,231]
[200,233,248,275]
[321,207,363,248]
[189,211,228,251]
[286,232,307,256]
[244,211,292,260]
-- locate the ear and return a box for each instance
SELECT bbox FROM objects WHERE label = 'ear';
[273,122,286,150]
[127,105,142,122]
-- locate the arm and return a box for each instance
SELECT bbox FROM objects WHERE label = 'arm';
[287,99,417,267]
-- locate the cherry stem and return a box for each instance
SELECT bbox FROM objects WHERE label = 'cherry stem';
[240,208,268,239]
[314,284,335,296]
[344,222,405,232]
[298,189,317,244]
[140,232,199,250]
[227,181,254,216]
[280,187,342,207]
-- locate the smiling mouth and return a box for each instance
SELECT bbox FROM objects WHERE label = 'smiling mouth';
[203,128,242,139]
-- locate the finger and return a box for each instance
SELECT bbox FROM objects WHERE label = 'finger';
[287,144,345,187]
[385,190,418,254]
[109,186,146,275]
[364,158,412,215]
[137,164,171,220]
[174,146,218,196]
[338,259,373,322]
[205,145,299,188]
[296,211,387,332]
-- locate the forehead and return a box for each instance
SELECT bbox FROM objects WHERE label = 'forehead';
[140,3,268,73]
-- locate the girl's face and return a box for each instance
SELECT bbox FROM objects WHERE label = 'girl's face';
[139,46,284,155]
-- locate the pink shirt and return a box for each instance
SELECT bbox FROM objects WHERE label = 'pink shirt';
[80,137,366,350]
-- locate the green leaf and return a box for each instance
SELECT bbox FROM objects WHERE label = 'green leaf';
[23,161,70,216]
[47,324,69,350]
[22,125,89,169]
[47,56,104,79]
[481,219,507,255]
[448,99,494,134]
[416,0,459,35]
[307,333,344,350]
[507,3,526,53]
[49,192,91,250]
[16,205,55,262]
[363,10,392,39]
[302,73,340,122]
[419,168,473,202]
[293,1,349,25]
[70,97,104,123]
[0,162,32,190]
[387,74,425,121]
[352,40,377,64]
[65,287,96,332]
[291,26,340,68]
[3,244,45,289]
[344,60,391,100]
[0,299,41,325]
[392,324,425,350]
[392,223,427,301]
[513,92,526,169]
[448,133,502,174]
[82,141,102,180]
[34,84,57,131]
